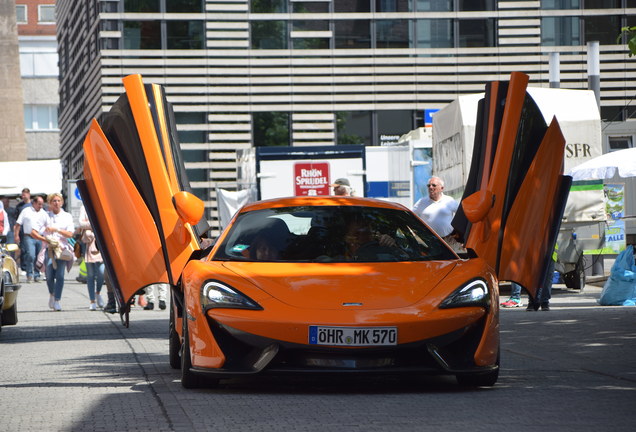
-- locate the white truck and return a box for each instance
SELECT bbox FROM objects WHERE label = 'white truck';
[432,87,607,289]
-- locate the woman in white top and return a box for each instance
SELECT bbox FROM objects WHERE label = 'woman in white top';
[36,193,75,311]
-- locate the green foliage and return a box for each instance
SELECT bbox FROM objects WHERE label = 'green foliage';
[617,26,636,57]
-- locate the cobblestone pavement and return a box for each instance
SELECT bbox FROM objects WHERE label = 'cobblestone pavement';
[0,265,634,432]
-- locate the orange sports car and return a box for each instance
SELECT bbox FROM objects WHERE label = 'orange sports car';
[78,73,569,388]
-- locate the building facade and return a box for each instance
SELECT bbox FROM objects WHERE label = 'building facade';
[17,0,59,161]
[56,0,636,233]
[0,0,27,162]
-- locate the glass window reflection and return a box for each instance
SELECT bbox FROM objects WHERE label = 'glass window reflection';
[416,19,453,48]
[167,21,204,49]
[252,21,289,49]
[123,21,161,49]
[376,20,412,48]
[335,20,371,49]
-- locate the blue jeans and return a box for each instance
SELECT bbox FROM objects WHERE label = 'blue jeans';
[23,235,42,279]
[46,256,66,300]
[86,262,105,301]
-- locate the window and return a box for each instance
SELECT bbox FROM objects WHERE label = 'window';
[416,19,453,48]
[376,0,412,12]
[583,0,620,8]
[377,110,414,145]
[376,20,412,49]
[293,38,330,49]
[336,112,371,145]
[608,136,633,151]
[335,20,371,49]
[175,112,206,124]
[38,5,55,23]
[186,169,208,182]
[123,21,161,49]
[459,0,495,10]
[253,112,290,146]
[166,0,203,13]
[458,19,496,47]
[16,4,27,23]
[541,16,581,45]
[293,20,329,32]
[251,0,288,13]
[20,52,59,77]
[292,2,330,13]
[124,0,160,12]
[24,105,59,131]
[167,21,204,49]
[542,0,580,8]
[177,130,207,143]
[252,21,289,49]
[584,15,621,45]
[416,0,452,11]
[335,1,371,12]
[182,149,208,162]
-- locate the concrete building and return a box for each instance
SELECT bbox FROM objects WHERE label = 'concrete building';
[0,0,27,162]
[56,0,636,233]
[17,0,59,161]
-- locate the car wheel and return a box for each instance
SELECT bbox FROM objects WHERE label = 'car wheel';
[2,299,17,326]
[180,314,219,389]
[456,351,500,387]
[169,302,181,370]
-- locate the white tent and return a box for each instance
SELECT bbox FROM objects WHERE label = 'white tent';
[0,159,63,196]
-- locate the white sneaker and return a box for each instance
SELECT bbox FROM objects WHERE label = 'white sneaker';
[48,295,55,309]
[96,293,105,308]
[53,301,62,311]
[89,303,97,311]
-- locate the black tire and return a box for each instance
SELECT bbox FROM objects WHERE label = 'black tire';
[169,302,181,370]
[180,315,219,389]
[456,350,500,387]
[2,299,17,326]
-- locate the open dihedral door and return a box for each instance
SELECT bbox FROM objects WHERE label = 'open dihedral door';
[455,72,572,300]
[78,75,206,320]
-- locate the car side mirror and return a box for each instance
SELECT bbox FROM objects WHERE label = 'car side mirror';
[462,190,494,223]
[173,191,204,226]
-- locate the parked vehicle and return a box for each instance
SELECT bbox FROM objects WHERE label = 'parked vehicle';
[0,235,20,330]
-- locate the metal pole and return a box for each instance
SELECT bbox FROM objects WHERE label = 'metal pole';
[549,52,560,88]
[587,41,601,109]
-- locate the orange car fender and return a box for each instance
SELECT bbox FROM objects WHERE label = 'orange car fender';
[182,270,226,369]
[473,273,500,366]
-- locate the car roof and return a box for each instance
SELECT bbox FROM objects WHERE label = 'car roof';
[239,196,411,213]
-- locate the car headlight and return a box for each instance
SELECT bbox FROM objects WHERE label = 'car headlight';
[201,280,262,311]
[439,278,490,309]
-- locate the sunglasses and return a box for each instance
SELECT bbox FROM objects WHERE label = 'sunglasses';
[427,184,438,188]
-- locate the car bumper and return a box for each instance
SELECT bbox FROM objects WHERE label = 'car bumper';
[188,314,497,379]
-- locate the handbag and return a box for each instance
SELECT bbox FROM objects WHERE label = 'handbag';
[74,241,82,259]
[59,246,75,261]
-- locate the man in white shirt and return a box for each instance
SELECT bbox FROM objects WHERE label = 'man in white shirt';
[14,196,48,282]
[413,176,459,240]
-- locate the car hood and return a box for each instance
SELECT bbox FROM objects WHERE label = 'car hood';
[221,261,457,310]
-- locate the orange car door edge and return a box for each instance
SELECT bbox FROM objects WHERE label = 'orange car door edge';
[465,72,529,268]
[82,120,169,300]
[499,118,569,297]
[122,75,199,285]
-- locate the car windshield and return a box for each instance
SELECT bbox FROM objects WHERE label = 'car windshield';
[213,205,457,263]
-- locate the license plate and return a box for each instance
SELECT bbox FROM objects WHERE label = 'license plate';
[309,326,397,346]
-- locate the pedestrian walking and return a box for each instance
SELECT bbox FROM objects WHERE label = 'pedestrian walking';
[37,193,75,311]
[79,205,105,310]
[14,195,47,282]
